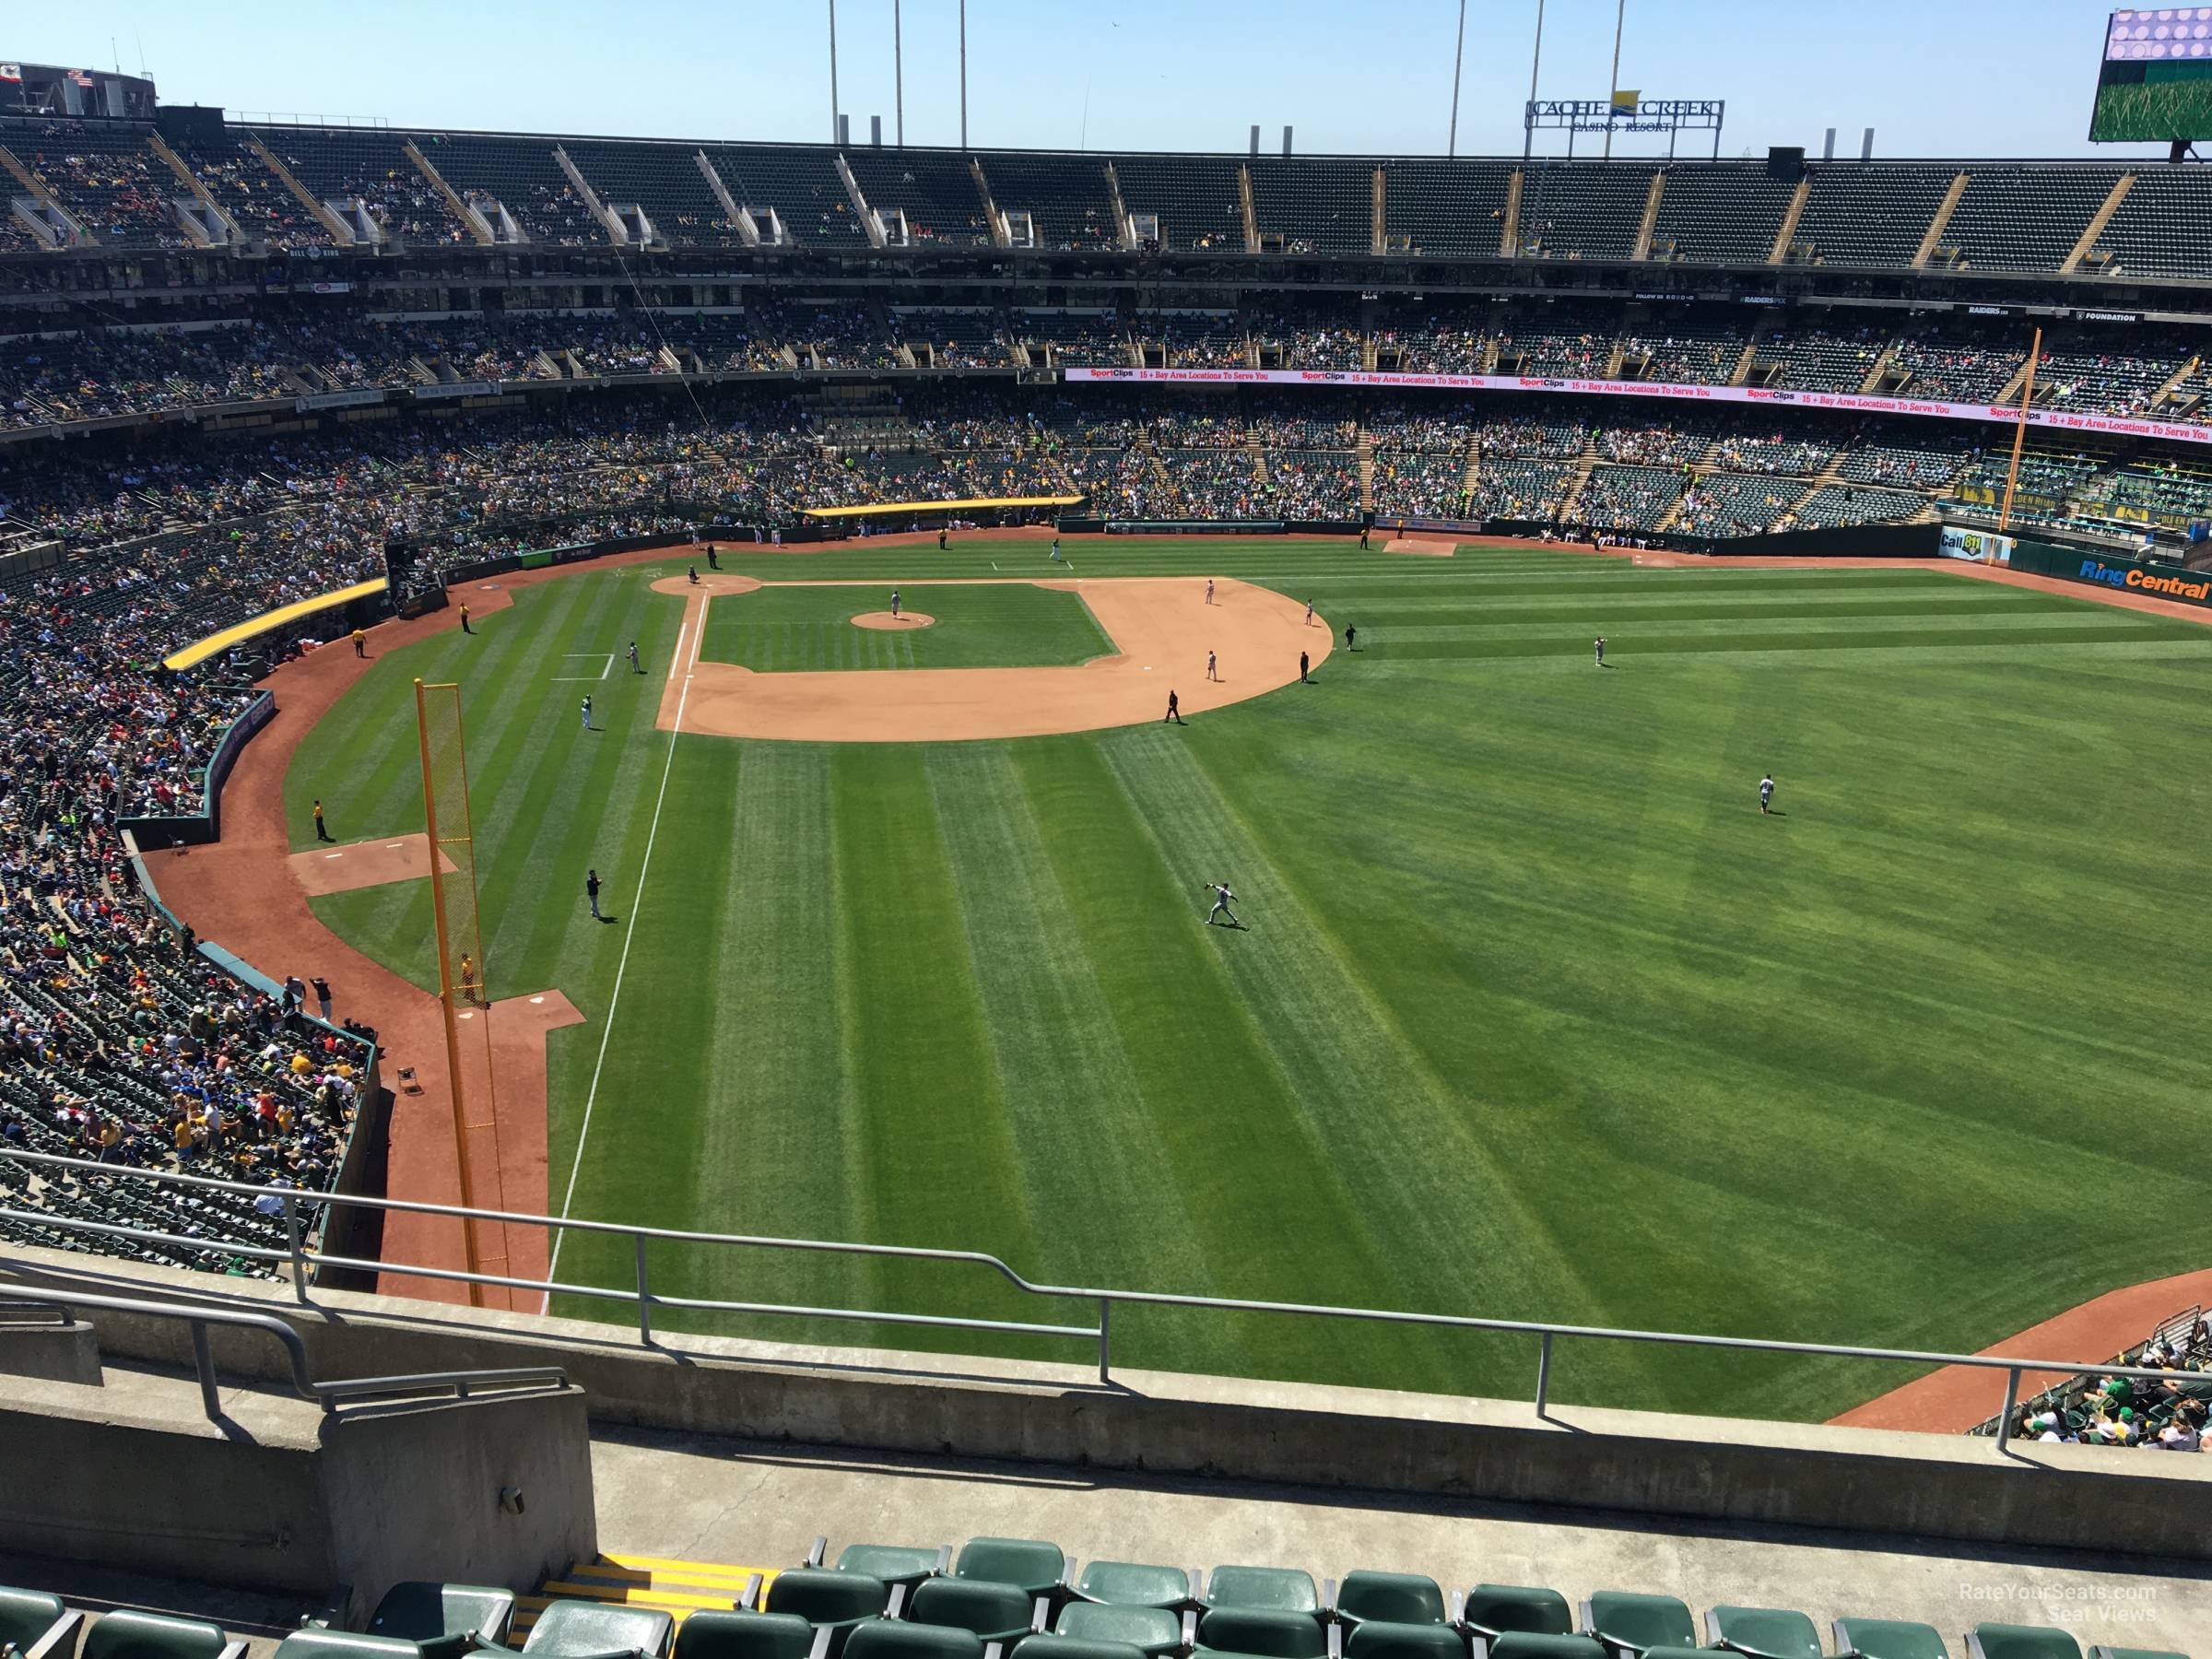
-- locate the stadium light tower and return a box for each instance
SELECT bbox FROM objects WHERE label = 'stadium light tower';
[959,0,968,147]
[828,0,841,145]
[1447,0,1467,156]
[894,0,903,147]
[1603,0,1626,159]
[1526,0,1547,159]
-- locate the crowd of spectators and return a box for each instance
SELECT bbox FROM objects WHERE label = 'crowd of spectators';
[2004,1316,2212,1452]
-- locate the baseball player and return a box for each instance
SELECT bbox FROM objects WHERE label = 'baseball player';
[580,696,594,732]
[628,641,641,674]
[890,589,901,618]
[1205,578,1215,606]
[1759,773,1776,815]
[1204,882,1240,928]
[586,867,603,920]
[1050,537,1064,563]
[1304,599,1314,627]
[1594,636,1606,666]
[1206,650,1219,682]
[1165,690,1183,724]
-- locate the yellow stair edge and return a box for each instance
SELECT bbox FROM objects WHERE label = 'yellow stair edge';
[603,1554,780,1581]
[538,1584,747,1613]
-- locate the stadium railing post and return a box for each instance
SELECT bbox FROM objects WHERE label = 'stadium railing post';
[634,1235,653,1346]
[1995,1367,2020,1453]
[189,1320,223,1422]
[1098,1297,1112,1383]
[283,1193,308,1304]
[1535,1331,1555,1416]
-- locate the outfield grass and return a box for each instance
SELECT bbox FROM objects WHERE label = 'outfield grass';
[289,541,2212,1419]
[697,581,1114,671]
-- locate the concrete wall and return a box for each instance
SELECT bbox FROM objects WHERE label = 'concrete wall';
[7,1248,2212,1563]
[0,1353,594,1609]
[0,1314,101,1384]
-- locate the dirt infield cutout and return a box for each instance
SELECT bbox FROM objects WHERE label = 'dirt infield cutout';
[852,610,935,630]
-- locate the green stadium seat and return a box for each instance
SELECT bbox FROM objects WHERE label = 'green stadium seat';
[675,1613,830,1659]
[0,1585,80,1659]
[1347,1626,1465,1659]
[1069,1566,1194,1611]
[1830,1623,1947,1659]
[2088,1650,2188,1659]
[905,1583,1040,1645]
[1011,1640,1146,1659]
[1461,1589,1572,1641]
[955,1543,1071,1600]
[843,1627,984,1659]
[1486,1638,1605,1659]
[274,1637,423,1659]
[82,1611,245,1659]
[763,1573,895,1656]
[811,1541,953,1591]
[1053,1605,1179,1656]
[1965,1630,2082,1659]
[366,1583,518,1658]
[1706,1609,1821,1659]
[1205,1571,1322,1617]
[522,1604,675,1659]
[1193,1610,1335,1659]
[1578,1595,1695,1659]
[1335,1578,1448,1632]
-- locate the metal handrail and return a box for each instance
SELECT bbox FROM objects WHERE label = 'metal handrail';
[0,1282,567,1423]
[0,1146,2181,1453]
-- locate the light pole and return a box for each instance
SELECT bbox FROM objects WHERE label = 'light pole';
[828,0,841,144]
[895,0,904,147]
[959,0,969,147]
[1603,0,1626,159]
[1524,0,1546,160]
[1447,0,1467,157]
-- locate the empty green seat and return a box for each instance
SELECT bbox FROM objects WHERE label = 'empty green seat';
[768,1571,895,1650]
[84,1611,243,1659]
[1193,1610,1331,1659]
[821,1545,950,1591]
[1579,1596,1695,1659]
[1054,1605,1179,1657]
[368,1583,518,1659]
[908,1583,1037,1645]
[1013,1640,1146,1659]
[675,1612,825,1659]
[0,1587,77,1659]
[275,1638,422,1659]
[1707,1609,1820,1659]
[1070,1566,1193,1611]
[1831,1623,1946,1659]
[844,1628,982,1659]
[1347,1627,1463,1659]
[1487,1639,1604,1659]
[955,1542,1069,1599]
[1966,1630,2081,1659]
[1337,1578,1448,1632]
[522,1604,675,1659]
[1463,1590,1572,1641]
[2087,1650,2187,1659]
[1205,1571,1322,1618]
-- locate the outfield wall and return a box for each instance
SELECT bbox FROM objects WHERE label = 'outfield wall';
[8,1247,2211,1564]
[2007,540,2212,606]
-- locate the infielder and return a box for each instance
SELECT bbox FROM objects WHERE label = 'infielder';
[628,641,641,674]
[580,696,594,732]
[1206,578,1215,606]
[1206,650,1219,682]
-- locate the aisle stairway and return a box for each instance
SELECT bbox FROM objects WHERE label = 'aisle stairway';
[514,1555,778,1645]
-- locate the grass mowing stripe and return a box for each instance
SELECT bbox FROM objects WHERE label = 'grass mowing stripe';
[1101,727,1632,1396]
[828,746,1046,1332]
[922,745,1209,1290]
[543,626,692,1303]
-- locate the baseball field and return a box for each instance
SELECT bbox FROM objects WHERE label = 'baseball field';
[284,535,2212,1420]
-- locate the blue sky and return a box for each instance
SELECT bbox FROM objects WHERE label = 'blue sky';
[9,0,2153,159]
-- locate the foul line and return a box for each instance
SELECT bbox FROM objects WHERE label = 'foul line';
[544,614,695,1308]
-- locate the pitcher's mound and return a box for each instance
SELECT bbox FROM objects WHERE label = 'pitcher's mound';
[1382,537,1457,556]
[853,610,935,630]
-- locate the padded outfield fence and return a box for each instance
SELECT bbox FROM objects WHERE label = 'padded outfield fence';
[0,1147,2179,1452]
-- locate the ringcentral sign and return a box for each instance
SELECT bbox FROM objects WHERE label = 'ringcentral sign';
[2077,559,2212,602]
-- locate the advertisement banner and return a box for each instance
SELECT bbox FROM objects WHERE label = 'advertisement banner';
[1060,367,2212,448]
[2006,539,2212,604]
[1939,526,2015,563]
[295,389,385,412]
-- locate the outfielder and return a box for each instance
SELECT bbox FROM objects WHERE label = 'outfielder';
[1204,882,1240,927]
